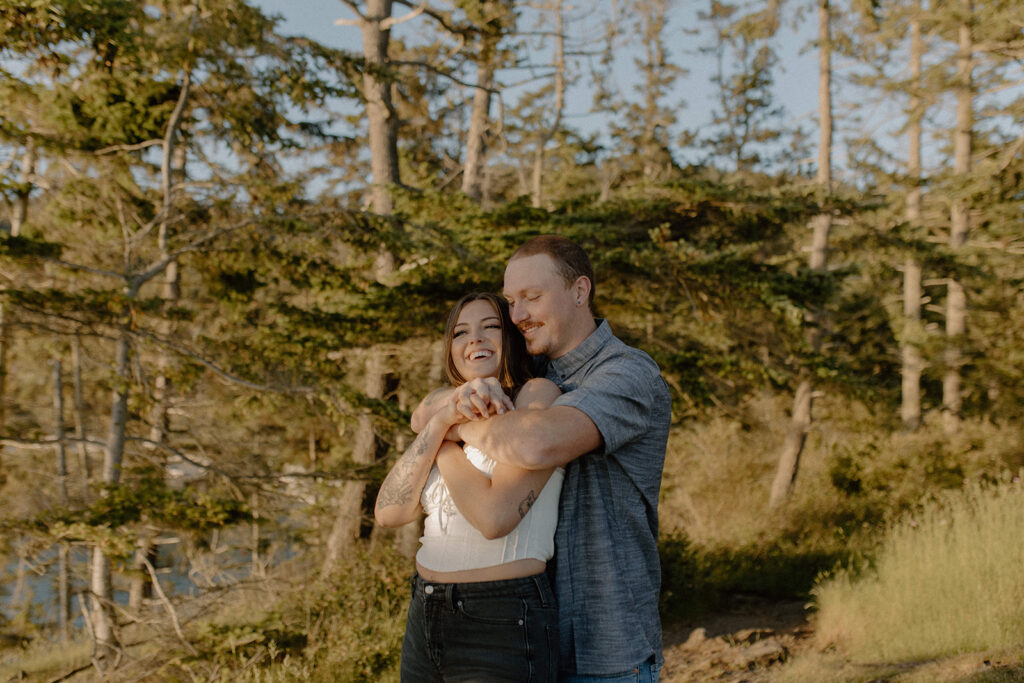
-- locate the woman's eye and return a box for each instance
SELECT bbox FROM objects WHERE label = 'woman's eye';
[453,330,466,338]
[485,323,501,330]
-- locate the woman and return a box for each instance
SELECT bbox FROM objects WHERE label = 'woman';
[375,292,563,682]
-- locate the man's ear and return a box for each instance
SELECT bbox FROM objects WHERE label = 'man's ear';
[573,276,592,306]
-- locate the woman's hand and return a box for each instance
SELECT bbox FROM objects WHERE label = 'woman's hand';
[451,377,514,421]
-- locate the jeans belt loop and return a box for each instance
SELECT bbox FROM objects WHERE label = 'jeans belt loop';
[445,582,456,612]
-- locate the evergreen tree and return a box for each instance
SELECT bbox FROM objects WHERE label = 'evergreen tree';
[700,0,786,174]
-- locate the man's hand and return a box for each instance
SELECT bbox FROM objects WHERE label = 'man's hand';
[451,377,514,422]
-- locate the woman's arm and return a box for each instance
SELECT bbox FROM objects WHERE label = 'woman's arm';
[374,411,453,528]
[410,387,454,433]
[434,378,562,539]
[410,377,515,433]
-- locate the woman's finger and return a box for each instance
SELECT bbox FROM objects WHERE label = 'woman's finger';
[468,391,491,419]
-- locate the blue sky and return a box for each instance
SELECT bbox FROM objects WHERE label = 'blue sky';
[251,0,824,170]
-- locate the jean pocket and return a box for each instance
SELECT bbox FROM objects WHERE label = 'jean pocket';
[455,596,525,626]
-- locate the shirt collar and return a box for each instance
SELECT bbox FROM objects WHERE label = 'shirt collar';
[548,319,612,379]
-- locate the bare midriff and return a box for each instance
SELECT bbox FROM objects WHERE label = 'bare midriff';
[415,558,546,583]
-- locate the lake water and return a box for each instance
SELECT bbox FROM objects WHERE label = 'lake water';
[1,533,282,630]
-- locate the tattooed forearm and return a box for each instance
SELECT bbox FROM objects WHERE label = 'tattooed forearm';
[517,490,537,518]
[377,425,433,510]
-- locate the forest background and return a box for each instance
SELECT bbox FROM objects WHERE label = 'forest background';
[0,0,1022,680]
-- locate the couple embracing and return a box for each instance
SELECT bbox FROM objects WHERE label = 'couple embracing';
[375,235,671,682]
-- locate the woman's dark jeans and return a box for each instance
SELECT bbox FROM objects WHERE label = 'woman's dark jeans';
[400,571,559,682]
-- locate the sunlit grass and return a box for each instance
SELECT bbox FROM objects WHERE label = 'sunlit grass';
[813,475,1024,663]
[0,635,91,681]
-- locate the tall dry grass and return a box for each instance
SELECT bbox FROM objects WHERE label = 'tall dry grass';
[813,475,1024,663]
[657,391,1024,621]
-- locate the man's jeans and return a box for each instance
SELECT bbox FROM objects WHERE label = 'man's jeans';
[401,572,558,682]
[559,657,661,683]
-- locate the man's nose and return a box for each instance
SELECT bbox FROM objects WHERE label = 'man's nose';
[509,303,526,324]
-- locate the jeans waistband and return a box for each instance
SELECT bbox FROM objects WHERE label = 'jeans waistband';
[411,571,554,604]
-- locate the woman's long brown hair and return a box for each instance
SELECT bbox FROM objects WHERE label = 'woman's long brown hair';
[442,292,533,399]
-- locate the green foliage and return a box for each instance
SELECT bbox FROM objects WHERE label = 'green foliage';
[35,470,250,560]
[0,233,62,259]
[51,72,180,149]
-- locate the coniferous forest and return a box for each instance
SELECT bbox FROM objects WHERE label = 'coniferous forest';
[1,0,1023,680]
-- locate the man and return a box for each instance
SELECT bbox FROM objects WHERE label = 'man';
[412,235,671,682]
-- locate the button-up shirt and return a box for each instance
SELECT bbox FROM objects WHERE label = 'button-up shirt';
[542,319,671,675]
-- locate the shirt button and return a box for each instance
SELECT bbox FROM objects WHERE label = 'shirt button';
[424,585,434,595]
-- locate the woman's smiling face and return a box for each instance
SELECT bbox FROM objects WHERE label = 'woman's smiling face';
[450,299,504,381]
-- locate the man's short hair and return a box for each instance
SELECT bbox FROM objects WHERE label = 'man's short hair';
[511,235,595,310]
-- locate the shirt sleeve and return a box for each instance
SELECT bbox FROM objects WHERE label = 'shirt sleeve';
[551,354,662,455]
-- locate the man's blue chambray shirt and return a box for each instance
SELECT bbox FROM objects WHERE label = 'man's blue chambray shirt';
[542,319,671,675]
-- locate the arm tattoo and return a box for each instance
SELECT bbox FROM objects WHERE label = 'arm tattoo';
[517,490,538,519]
[377,425,432,509]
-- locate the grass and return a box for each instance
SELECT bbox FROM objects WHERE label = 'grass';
[0,635,91,681]
[812,474,1024,664]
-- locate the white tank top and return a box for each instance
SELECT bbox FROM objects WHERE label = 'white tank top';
[416,444,564,572]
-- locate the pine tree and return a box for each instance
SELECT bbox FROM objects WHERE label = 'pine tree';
[700,0,786,174]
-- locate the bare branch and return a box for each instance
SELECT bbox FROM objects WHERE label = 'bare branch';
[997,129,1024,173]
[381,1,428,30]
[130,218,254,290]
[392,59,500,93]
[38,258,126,282]
[393,0,464,35]
[0,148,18,176]
[334,0,368,26]
[0,436,107,451]
[141,556,198,655]
[94,140,164,156]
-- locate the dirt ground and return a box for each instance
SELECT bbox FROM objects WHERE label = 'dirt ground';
[660,597,813,682]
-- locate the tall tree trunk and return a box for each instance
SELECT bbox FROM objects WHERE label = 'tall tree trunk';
[531,0,566,208]
[127,540,156,612]
[360,0,400,216]
[72,335,90,500]
[943,5,972,435]
[150,72,189,446]
[463,54,496,201]
[251,491,264,578]
[91,329,131,660]
[641,0,668,180]
[770,0,831,509]
[901,8,925,430]
[1,141,34,445]
[0,301,7,437]
[322,349,387,577]
[53,359,72,640]
[10,139,35,236]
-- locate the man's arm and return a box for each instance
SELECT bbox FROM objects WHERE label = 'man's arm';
[456,404,602,470]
